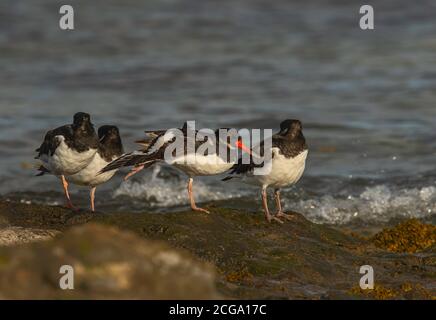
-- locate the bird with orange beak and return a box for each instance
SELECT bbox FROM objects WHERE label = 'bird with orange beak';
[101,123,251,213]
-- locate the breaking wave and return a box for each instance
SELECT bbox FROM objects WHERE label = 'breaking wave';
[291,185,436,225]
[113,165,436,225]
[113,164,251,208]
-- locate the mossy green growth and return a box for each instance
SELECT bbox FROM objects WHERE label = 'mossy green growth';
[0,200,435,299]
[349,282,434,300]
[372,219,436,253]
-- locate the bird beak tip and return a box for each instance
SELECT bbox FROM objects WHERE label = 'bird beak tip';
[235,140,252,155]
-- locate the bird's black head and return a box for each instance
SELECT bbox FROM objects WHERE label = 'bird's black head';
[214,127,231,146]
[279,119,303,138]
[73,112,94,131]
[98,125,123,157]
[72,112,97,141]
[98,125,121,143]
[214,127,251,154]
[73,112,91,126]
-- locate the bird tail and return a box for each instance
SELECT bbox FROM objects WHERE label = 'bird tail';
[135,139,152,151]
[222,163,242,181]
[35,165,50,177]
[99,152,161,174]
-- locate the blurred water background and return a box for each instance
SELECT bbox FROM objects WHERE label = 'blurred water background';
[1,0,436,225]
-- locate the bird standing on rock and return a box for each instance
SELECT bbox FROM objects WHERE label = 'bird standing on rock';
[67,125,124,212]
[35,112,98,209]
[223,119,308,223]
[100,122,251,213]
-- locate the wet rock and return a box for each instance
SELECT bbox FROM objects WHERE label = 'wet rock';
[349,283,434,300]
[0,200,434,299]
[0,227,59,246]
[0,200,94,231]
[0,223,219,299]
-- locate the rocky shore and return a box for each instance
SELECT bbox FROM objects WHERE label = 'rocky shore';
[0,199,434,299]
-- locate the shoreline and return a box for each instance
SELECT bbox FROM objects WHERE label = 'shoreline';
[0,199,434,299]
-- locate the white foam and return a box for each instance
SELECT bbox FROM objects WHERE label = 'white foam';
[112,164,249,207]
[99,166,436,224]
[290,184,436,224]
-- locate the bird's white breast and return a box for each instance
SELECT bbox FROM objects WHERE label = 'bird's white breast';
[41,136,97,176]
[171,154,235,177]
[243,149,308,188]
[67,153,117,187]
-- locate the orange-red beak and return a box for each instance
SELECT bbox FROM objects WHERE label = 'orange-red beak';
[235,138,252,155]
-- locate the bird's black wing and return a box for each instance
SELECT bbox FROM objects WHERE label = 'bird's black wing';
[100,130,179,173]
[222,134,284,180]
[35,125,73,159]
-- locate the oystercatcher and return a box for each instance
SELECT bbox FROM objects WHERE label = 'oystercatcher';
[223,119,308,223]
[67,125,124,212]
[102,122,191,180]
[101,123,251,213]
[35,112,99,209]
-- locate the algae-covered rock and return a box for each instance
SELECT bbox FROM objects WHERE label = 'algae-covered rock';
[0,200,94,231]
[0,227,59,246]
[0,200,434,299]
[0,223,219,299]
[349,283,434,300]
[372,219,436,253]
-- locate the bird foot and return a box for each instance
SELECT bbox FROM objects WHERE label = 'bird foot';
[65,203,79,212]
[266,215,284,224]
[191,206,210,214]
[276,211,295,221]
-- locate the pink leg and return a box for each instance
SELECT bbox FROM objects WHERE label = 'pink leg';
[124,165,145,181]
[90,187,96,212]
[188,178,210,213]
[61,175,77,211]
[262,188,283,224]
[274,189,294,221]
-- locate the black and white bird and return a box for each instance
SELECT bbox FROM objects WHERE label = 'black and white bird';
[35,112,99,209]
[66,125,124,212]
[101,123,251,213]
[223,119,308,223]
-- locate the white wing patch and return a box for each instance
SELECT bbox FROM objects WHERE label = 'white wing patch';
[142,130,177,156]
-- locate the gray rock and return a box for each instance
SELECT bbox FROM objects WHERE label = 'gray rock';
[0,224,220,299]
[0,200,434,299]
[0,227,59,246]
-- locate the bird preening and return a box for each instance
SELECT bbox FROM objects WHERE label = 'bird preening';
[35,113,308,222]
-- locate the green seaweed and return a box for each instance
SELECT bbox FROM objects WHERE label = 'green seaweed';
[0,199,434,299]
